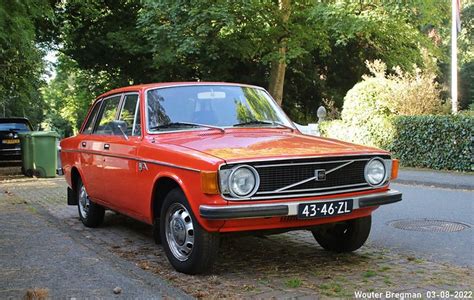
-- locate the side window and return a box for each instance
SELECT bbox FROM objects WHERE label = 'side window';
[119,94,141,136]
[82,101,102,134]
[94,95,122,135]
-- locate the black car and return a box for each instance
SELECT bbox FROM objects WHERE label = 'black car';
[0,118,33,161]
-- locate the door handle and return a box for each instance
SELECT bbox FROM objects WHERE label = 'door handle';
[104,143,110,150]
[81,141,86,147]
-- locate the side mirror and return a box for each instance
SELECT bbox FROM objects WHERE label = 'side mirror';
[111,120,129,140]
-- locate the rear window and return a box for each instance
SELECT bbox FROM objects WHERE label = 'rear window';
[0,122,30,131]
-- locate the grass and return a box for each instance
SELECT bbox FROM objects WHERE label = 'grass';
[378,266,391,272]
[363,270,377,278]
[285,278,302,288]
[320,282,350,297]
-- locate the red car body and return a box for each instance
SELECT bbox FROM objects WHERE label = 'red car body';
[60,82,401,274]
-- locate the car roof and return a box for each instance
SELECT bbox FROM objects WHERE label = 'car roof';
[0,117,31,124]
[96,81,263,100]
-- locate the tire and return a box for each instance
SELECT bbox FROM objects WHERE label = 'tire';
[160,188,220,274]
[152,217,161,245]
[311,215,371,252]
[77,178,105,228]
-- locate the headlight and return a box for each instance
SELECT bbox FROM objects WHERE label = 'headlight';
[220,165,259,198]
[364,158,386,186]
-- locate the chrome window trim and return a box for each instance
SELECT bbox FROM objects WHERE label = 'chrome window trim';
[143,83,296,136]
[92,93,124,135]
[81,98,103,134]
[117,92,141,137]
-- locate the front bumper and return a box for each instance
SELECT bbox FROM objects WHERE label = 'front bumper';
[0,147,21,160]
[200,189,402,220]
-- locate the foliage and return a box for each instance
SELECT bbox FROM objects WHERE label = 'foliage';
[57,0,442,124]
[390,115,473,171]
[460,61,474,109]
[41,54,116,136]
[60,0,152,86]
[326,60,444,148]
[321,115,473,172]
[365,60,445,115]
[458,3,474,66]
[0,0,56,126]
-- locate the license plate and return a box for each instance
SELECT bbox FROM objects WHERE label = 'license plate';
[2,139,20,144]
[298,199,353,219]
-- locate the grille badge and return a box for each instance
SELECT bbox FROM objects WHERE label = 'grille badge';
[315,169,326,181]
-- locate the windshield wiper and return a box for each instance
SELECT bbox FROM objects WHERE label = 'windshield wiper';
[150,122,225,133]
[233,120,294,132]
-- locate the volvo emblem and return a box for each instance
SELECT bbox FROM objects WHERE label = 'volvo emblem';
[315,169,326,181]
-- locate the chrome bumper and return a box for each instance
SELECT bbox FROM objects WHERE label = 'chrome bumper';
[200,190,402,220]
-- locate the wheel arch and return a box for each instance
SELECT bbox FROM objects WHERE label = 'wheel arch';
[150,173,189,223]
[70,166,81,191]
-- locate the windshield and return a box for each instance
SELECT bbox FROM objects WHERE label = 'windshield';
[0,122,30,132]
[146,85,293,132]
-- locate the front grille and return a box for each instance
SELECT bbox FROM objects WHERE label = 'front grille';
[221,155,390,200]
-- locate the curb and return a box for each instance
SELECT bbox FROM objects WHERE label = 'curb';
[393,179,474,191]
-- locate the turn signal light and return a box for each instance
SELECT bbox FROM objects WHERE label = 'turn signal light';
[391,159,399,180]
[201,171,219,194]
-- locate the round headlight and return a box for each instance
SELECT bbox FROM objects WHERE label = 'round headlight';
[228,166,259,198]
[365,158,386,186]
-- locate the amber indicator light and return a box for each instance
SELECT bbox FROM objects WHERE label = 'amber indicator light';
[201,171,219,194]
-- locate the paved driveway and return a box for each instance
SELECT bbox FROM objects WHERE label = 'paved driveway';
[1,176,472,298]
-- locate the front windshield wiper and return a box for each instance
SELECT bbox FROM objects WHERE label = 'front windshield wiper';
[233,120,294,132]
[150,122,225,133]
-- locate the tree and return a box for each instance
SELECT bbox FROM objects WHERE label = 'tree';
[268,0,291,105]
[0,0,56,126]
[56,0,449,123]
[42,54,117,135]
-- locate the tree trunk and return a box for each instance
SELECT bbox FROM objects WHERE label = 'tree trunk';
[268,0,291,106]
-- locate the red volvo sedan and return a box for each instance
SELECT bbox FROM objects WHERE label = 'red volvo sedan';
[60,82,402,274]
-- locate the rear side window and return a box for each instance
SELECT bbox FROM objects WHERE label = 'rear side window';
[82,101,102,134]
[94,95,122,135]
[119,94,141,136]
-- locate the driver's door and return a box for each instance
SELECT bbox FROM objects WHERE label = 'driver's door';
[99,93,144,217]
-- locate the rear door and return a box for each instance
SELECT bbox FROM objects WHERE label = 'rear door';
[77,99,103,200]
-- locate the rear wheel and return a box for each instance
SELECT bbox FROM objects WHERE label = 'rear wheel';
[160,188,219,274]
[311,216,371,252]
[77,178,104,228]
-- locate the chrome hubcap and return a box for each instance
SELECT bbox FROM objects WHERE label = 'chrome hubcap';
[78,185,90,219]
[165,203,195,261]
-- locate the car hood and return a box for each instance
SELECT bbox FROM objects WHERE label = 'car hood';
[159,129,387,163]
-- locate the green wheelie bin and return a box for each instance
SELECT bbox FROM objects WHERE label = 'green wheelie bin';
[18,131,60,178]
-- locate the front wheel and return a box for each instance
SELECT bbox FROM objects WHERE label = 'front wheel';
[311,215,371,252]
[160,188,219,274]
[77,178,105,228]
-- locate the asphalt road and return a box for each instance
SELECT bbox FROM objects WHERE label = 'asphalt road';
[370,183,473,268]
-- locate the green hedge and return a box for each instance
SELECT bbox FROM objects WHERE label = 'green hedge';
[390,115,473,171]
[321,115,473,171]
